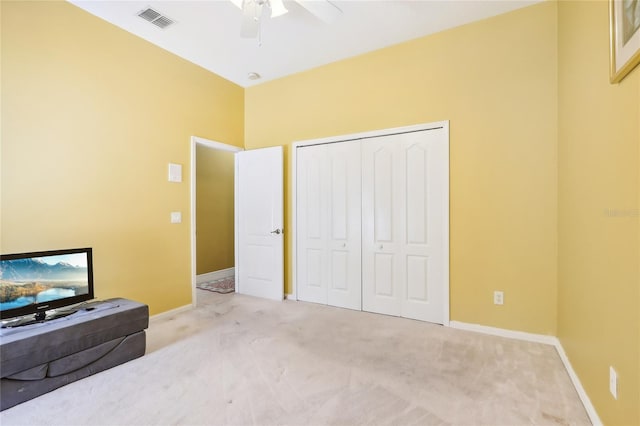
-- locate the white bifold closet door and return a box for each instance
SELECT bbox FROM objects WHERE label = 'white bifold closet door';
[361,129,448,323]
[296,141,362,310]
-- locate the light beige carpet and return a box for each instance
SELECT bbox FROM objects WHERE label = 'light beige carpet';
[0,290,591,425]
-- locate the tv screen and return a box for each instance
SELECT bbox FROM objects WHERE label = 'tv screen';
[0,248,94,320]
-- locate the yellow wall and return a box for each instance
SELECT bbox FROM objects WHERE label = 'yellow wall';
[0,1,244,315]
[246,2,559,335]
[557,1,639,425]
[195,146,235,274]
[3,1,638,421]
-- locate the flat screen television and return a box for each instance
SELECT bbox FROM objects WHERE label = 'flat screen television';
[0,247,94,325]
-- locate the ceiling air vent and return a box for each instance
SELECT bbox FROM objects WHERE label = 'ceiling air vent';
[137,7,175,29]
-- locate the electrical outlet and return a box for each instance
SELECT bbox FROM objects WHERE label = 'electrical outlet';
[493,291,504,305]
[609,366,618,400]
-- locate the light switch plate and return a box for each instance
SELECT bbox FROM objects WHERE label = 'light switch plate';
[170,212,182,223]
[168,163,182,183]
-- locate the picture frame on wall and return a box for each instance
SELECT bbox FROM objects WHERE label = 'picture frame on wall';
[610,0,640,83]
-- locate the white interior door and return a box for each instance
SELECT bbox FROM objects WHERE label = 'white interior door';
[296,141,361,310]
[362,128,448,323]
[236,146,284,301]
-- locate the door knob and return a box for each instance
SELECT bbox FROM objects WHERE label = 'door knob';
[270,229,282,235]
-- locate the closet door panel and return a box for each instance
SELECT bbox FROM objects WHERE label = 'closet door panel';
[297,141,361,310]
[330,251,348,290]
[373,148,394,243]
[296,146,328,305]
[305,249,323,288]
[330,155,348,240]
[362,137,402,317]
[400,130,447,323]
[327,141,361,310]
[374,253,394,297]
[406,144,428,245]
[406,255,428,301]
[363,128,447,323]
[403,138,430,311]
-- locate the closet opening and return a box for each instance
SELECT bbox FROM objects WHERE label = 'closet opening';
[291,121,450,325]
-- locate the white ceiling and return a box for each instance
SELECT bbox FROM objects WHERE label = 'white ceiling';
[68,0,540,87]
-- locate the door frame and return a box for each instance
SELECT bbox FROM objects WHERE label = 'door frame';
[190,136,243,307]
[291,121,450,325]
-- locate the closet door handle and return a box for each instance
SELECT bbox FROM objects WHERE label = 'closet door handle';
[379,244,384,250]
[270,229,282,235]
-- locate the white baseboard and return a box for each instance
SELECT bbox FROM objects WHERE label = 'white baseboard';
[449,321,601,426]
[449,321,557,345]
[196,267,235,284]
[554,339,603,426]
[149,304,193,323]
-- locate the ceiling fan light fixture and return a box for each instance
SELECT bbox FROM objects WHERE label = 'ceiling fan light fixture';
[240,0,262,38]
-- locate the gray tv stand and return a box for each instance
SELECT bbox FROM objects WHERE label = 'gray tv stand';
[0,298,149,411]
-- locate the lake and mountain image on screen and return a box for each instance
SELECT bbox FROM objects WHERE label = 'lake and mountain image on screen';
[0,254,89,309]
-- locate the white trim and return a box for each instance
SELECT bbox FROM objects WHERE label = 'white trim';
[190,138,197,308]
[290,142,298,301]
[449,321,557,345]
[192,136,243,152]
[449,321,602,426]
[291,121,449,148]
[554,339,603,426]
[234,153,240,295]
[291,121,450,324]
[149,304,193,324]
[190,136,243,308]
[441,121,450,326]
[196,267,235,284]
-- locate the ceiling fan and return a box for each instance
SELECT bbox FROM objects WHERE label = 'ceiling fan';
[229,0,343,38]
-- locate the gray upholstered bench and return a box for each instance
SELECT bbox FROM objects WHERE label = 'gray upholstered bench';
[0,298,148,410]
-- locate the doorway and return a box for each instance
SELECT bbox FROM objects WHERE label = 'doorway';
[190,136,242,306]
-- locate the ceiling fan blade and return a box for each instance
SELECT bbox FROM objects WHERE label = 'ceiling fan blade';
[240,0,262,38]
[294,0,342,24]
[270,0,288,18]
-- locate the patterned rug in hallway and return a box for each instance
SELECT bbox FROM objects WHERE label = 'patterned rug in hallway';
[197,276,235,294]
